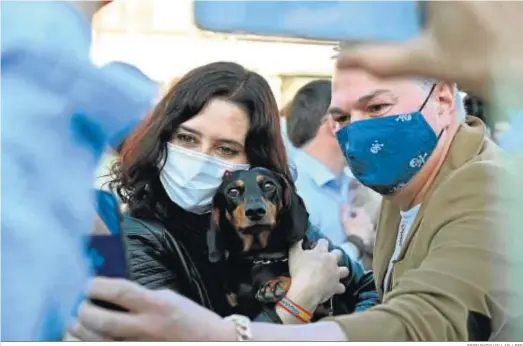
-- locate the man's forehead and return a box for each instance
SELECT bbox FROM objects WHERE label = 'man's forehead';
[334,68,399,91]
[332,69,421,103]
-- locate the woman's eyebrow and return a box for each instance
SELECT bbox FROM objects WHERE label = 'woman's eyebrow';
[178,125,201,135]
[217,138,244,147]
[178,125,243,147]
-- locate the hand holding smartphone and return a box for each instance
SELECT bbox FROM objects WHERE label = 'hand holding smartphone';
[88,189,129,311]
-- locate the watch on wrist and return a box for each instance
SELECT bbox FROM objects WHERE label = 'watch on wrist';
[224,314,253,341]
[347,234,365,259]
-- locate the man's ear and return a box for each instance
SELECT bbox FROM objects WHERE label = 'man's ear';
[207,206,225,263]
[435,82,455,126]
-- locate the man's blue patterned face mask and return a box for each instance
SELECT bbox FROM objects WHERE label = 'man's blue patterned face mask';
[336,85,442,196]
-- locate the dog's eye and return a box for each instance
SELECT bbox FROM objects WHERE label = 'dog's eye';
[228,188,241,198]
[262,182,275,192]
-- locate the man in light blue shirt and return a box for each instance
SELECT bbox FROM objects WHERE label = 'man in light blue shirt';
[498,112,523,153]
[1,1,157,340]
[286,80,366,260]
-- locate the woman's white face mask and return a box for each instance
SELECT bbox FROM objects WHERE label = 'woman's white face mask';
[159,143,250,214]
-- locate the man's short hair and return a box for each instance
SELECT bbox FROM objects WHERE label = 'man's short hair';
[287,79,332,148]
[334,44,467,123]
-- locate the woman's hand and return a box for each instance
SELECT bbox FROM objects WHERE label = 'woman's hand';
[70,277,236,341]
[279,239,348,322]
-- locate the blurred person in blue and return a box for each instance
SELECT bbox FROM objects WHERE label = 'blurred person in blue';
[286,80,379,263]
[1,0,157,341]
[101,61,161,152]
[498,112,523,153]
[95,61,160,192]
[462,94,520,150]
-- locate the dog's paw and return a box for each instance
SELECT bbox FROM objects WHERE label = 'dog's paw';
[255,276,291,303]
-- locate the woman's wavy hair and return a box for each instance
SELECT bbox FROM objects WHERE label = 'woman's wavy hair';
[110,62,290,220]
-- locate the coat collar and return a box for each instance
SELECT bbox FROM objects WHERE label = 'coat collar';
[373,116,489,295]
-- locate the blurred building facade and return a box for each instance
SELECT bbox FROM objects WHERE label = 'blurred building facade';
[91,0,336,109]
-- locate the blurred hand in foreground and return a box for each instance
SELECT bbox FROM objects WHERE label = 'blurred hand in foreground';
[336,2,523,101]
[70,277,233,341]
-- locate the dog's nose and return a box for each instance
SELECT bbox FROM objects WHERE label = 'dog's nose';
[245,203,267,221]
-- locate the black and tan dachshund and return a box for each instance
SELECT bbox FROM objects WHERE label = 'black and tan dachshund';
[206,166,315,318]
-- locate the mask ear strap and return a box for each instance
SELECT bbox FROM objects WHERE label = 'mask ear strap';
[419,84,437,112]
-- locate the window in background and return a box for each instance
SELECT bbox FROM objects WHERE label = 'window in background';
[93,0,155,33]
[93,1,127,31]
[122,0,155,33]
[152,0,195,33]
[264,75,284,108]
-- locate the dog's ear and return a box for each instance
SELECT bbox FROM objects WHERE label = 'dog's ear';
[276,172,293,209]
[207,206,225,263]
[276,173,310,244]
[285,192,310,243]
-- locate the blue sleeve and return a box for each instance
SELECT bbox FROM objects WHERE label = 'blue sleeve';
[253,311,282,323]
[498,113,523,153]
[340,241,363,263]
[100,61,159,148]
[95,63,158,148]
[306,222,379,312]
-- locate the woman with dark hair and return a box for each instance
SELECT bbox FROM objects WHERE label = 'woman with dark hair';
[110,62,377,324]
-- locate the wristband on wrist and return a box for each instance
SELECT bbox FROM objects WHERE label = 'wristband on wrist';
[346,235,365,259]
[276,296,312,323]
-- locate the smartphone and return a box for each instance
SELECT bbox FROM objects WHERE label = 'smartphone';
[88,189,129,311]
[193,1,425,43]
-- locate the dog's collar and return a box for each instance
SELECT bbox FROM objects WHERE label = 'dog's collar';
[252,257,288,265]
[250,252,288,265]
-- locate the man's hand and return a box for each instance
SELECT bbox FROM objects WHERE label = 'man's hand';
[336,2,523,101]
[286,240,349,310]
[70,277,236,341]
